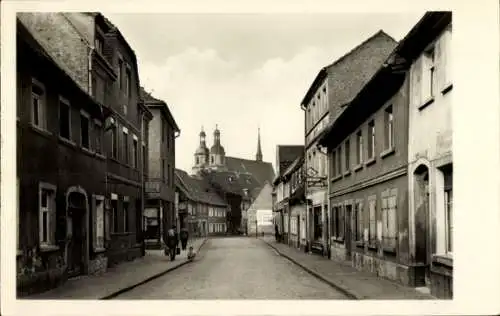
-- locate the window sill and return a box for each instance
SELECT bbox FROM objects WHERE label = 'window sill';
[343,170,351,177]
[418,97,434,111]
[364,157,376,167]
[442,83,453,95]
[333,237,344,243]
[29,124,52,138]
[432,254,453,267]
[95,153,106,160]
[353,164,363,172]
[82,147,94,156]
[383,246,396,254]
[331,174,342,182]
[355,241,364,248]
[58,136,77,148]
[39,244,60,252]
[93,247,106,253]
[380,147,395,159]
[367,243,377,251]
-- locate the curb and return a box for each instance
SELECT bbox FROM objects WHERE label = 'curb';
[260,238,362,300]
[101,238,208,300]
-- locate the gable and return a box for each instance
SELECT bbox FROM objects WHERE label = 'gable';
[248,183,273,211]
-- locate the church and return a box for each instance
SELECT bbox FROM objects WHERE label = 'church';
[188,125,276,234]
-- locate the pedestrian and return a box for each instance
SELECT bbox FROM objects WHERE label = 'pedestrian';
[180,227,189,250]
[275,224,279,242]
[165,225,179,261]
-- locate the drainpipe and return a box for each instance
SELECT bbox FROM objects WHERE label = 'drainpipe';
[140,110,146,256]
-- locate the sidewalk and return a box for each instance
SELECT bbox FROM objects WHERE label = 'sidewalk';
[26,237,207,300]
[260,236,436,300]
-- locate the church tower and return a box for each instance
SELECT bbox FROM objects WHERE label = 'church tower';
[209,124,226,170]
[256,128,263,162]
[192,126,209,175]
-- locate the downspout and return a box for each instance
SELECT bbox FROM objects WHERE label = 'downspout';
[140,109,145,255]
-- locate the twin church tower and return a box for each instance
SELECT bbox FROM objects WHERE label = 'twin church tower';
[192,125,263,175]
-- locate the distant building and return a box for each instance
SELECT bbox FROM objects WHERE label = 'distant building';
[141,88,180,248]
[272,145,304,244]
[191,126,275,234]
[246,182,274,236]
[175,169,228,237]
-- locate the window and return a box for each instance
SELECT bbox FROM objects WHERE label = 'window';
[94,197,105,250]
[123,128,129,164]
[368,197,377,246]
[336,146,342,176]
[125,68,132,97]
[59,97,71,140]
[384,106,394,150]
[31,79,46,129]
[368,120,375,159]
[118,58,124,90]
[444,168,453,253]
[143,144,147,174]
[162,159,166,183]
[123,201,129,232]
[94,120,103,154]
[332,151,337,177]
[332,206,345,239]
[17,178,20,250]
[39,184,56,246]
[80,111,90,149]
[111,198,118,233]
[92,74,105,105]
[382,191,397,251]
[354,201,363,242]
[95,34,104,54]
[356,131,363,165]
[422,47,435,101]
[211,156,215,164]
[132,135,138,168]
[345,140,350,172]
[111,124,118,159]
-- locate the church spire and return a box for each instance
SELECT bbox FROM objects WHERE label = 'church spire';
[256,127,263,162]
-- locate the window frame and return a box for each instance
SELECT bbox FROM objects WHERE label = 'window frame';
[38,182,57,248]
[122,127,129,164]
[344,139,350,172]
[384,105,394,150]
[93,119,103,155]
[356,130,363,165]
[368,120,375,159]
[123,198,129,232]
[31,78,47,129]
[111,194,118,233]
[132,134,139,169]
[80,110,91,150]
[58,96,72,141]
[93,195,105,251]
[368,195,377,248]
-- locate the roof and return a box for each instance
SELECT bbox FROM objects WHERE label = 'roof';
[17,19,104,119]
[275,145,304,179]
[175,169,227,207]
[318,12,451,149]
[300,30,398,109]
[202,169,264,200]
[140,87,180,132]
[224,157,275,187]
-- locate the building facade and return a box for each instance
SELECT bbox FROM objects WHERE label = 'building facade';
[17,12,153,271]
[282,155,306,249]
[17,19,108,295]
[301,30,398,257]
[141,88,180,248]
[246,182,274,236]
[405,13,453,298]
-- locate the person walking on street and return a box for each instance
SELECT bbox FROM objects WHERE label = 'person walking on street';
[180,227,189,250]
[165,225,179,261]
[275,224,280,242]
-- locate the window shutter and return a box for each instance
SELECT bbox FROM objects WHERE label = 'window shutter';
[92,197,97,250]
[388,195,397,249]
[358,201,364,242]
[381,197,388,246]
[339,206,345,239]
[55,192,66,245]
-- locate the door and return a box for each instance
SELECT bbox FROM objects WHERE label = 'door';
[345,204,352,260]
[68,209,84,278]
[414,165,430,287]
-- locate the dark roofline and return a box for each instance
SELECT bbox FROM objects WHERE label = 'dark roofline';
[283,154,305,179]
[317,12,451,149]
[141,87,180,132]
[300,30,397,107]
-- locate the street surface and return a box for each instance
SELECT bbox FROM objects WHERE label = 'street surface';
[113,237,348,299]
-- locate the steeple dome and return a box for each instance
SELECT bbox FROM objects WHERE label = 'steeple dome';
[210,124,225,155]
[195,126,209,156]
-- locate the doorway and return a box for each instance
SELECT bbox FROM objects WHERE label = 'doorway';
[67,190,87,278]
[345,204,353,261]
[414,164,430,286]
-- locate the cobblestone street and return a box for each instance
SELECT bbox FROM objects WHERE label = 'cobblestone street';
[113,237,348,299]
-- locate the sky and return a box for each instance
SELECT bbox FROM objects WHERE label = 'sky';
[105,13,425,173]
